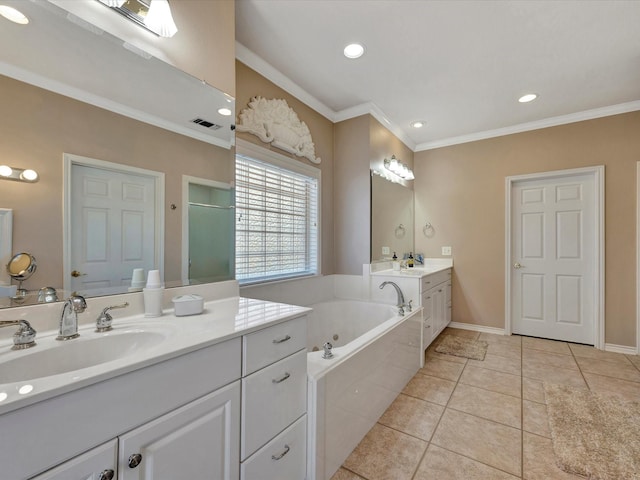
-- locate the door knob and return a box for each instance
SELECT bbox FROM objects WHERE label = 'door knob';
[71,270,87,277]
[513,262,523,269]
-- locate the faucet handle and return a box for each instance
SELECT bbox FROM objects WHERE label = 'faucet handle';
[96,302,129,332]
[407,300,413,312]
[0,320,37,350]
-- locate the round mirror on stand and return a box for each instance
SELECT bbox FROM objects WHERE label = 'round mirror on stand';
[6,252,37,299]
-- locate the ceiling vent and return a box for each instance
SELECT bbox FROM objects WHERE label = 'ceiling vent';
[191,118,223,130]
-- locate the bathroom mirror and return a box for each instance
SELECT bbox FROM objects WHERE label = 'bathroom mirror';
[370,171,414,262]
[0,0,235,308]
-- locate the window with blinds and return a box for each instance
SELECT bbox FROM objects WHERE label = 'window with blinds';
[235,152,319,284]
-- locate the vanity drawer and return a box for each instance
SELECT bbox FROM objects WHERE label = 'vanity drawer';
[241,349,307,459]
[242,316,307,376]
[421,269,451,291]
[241,414,306,480]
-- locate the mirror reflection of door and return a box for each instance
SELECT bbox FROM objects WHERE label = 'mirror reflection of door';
[65,154,164,295]
[182,176,234,284]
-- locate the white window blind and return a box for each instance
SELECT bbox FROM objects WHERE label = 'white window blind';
[235,153,319,284]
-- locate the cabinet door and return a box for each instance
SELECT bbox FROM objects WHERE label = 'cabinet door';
[119,381,240,480]
[31,440,117,480]
[422,291,434,349]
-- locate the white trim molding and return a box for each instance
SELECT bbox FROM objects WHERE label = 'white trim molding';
[448,322,506,336]
[0,209,12,286]
[604,343,637,355]
[636,161,640,354]
[505,166,605,349]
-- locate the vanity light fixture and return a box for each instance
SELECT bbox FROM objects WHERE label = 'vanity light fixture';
[0,5,29,24]
[97,0,178,38]
[518,93,538,103]
[0,165,39,183]
[383,155,415,181]
[343,43,365,59]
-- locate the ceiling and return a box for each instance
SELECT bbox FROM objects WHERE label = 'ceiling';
[235,0,640,151]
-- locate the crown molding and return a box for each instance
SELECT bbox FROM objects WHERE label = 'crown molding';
[416,100,640,151]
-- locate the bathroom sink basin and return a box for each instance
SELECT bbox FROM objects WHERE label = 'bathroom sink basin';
[0,329,168,383]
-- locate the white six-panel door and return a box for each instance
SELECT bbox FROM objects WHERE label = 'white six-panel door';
[508,168,603,345]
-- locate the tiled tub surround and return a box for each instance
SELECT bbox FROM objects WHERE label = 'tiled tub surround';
[242,274,424,480]
[333,328,640,480]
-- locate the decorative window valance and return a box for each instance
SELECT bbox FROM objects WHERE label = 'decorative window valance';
[236,96,321,164]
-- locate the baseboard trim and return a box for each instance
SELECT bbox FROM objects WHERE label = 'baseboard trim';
[604,343,638,355]
[448,322,507,336]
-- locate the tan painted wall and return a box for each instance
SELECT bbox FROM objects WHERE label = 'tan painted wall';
[235,61,335,275]
[0,75,231,290]
[169,0,236,96]
[414,111,640,347]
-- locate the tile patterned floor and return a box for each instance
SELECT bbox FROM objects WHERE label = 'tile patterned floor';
[331,328,640,480]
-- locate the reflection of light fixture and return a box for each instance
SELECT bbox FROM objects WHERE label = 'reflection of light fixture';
[97,0,178,38]
[0,165,39,183]
[0,5,29,24]
[383,155,415,181]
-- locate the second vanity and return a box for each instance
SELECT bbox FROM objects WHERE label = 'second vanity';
[0,287,310,480]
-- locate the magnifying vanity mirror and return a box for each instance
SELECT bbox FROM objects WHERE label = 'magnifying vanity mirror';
[6,253,37,299]
[370,171,414,263]
[0,0,235,308]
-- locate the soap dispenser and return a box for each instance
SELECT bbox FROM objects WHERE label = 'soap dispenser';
[408,252,414,268]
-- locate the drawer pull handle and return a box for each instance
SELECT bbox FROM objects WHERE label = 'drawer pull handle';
[272,372,291,383]
[271,444,290,461]
[128,453,142,469]
[98,470,115,480]
[272,335,291,344]
[438,289,443,292]
[426,296,431,299]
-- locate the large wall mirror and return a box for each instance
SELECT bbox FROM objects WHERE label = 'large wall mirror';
[370,171,414,263]
[0,0,235,308]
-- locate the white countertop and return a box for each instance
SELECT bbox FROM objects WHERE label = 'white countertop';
[0,296,311,415]
[370,264,452,278]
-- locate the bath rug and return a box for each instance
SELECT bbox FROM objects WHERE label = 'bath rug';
[434,334,488,361]
[544,383,640,480]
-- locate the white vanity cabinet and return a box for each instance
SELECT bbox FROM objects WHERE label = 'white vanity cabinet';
[421,269,452,348]
[30,440,117,480]
[240,316,308,480]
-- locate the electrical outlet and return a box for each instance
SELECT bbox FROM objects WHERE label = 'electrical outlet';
[382,246,390,255]
[442,246,452,256]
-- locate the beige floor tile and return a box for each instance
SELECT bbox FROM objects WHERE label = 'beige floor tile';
[419,357,465,381]
[523,348,578,370]
[487,342,522,359]
[523,400,551,438]
[523,377,545,403]
[467,353,521,375]
[522,337,571,355]
[627,354,640,368]
[523,432,585,480]
[443,327,480,339]
[425,349,468,365]
[583,372,640,402]
[448,383,521,428]
[575,356,640,383]
[479,332,522,346]
[342,423,427,480]
[569,343,633,365]
[402,373,456,405]
[414,444,519,480]
[378,393,444,441]
[330,468,366,480]
[459,365,522,398]
[431,409,522,477]
[522,362,587,388]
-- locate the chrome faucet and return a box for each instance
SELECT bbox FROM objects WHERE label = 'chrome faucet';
[57,294,87,340]
[379,281,412,316]
[0,320,37,349]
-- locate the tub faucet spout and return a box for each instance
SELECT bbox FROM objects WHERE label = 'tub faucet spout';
[379,281,412,316]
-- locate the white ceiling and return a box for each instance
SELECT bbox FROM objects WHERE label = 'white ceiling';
[235,0,640,151]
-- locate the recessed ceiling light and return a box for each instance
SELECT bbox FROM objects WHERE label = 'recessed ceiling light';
[518,93,538,103]
[343,43,365,59]
[0,5,29,25]
[217,107,232,116]
[410,121,426,129]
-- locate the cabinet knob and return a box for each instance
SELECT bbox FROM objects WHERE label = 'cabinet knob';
[128,453,143,468]
[98,470,115,480]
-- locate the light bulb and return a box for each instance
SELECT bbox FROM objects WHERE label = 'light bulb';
[144,0,178,38]
[343,43,364,59]
[0,5,29,24]
[0,165,12,177]
[217,107,232,116]
[20,169,38,181]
